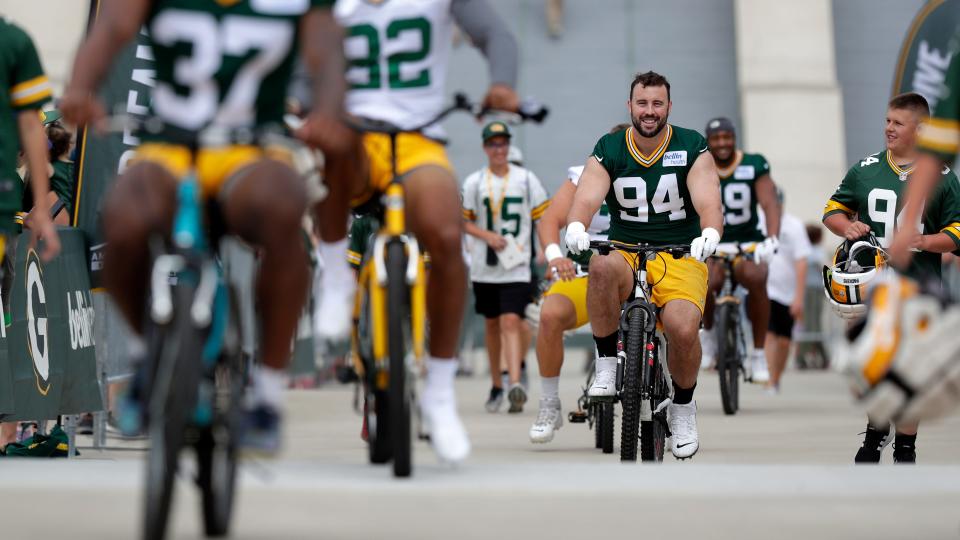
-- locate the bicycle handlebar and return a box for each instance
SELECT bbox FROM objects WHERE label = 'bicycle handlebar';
[588,240,691,259]
[345,92,549,135]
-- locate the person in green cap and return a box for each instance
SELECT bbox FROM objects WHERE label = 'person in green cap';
[462,121,549,415]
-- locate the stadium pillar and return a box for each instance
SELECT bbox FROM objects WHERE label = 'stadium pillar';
[734,0,847,227]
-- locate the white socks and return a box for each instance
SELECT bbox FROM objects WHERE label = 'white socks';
[318,238,352,285]
[540,376,559,401]
[252,365,288,409]
[423,357,458,403]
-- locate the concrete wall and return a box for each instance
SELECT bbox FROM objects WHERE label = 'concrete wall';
[734,0,846,224]
[444,0,740,192]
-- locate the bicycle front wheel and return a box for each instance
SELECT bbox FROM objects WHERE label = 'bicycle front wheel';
[386,240,412,478]
[144,285,204,540]
[620,307,645,462]
[715,303,740,415]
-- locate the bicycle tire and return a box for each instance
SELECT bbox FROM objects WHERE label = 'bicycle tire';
[144,285,204,540]
[620,307,644,462]
[640,347,667,461]
[197,412,237,537]
[592,404,602,449]
[198,287,244,537]
[356,276,392,464]
[386,241,412,478]
[367,387,391,464]
[599,402,614,454]
[715,303,740,415]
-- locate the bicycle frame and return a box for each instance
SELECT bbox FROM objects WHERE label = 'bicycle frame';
[352,182,428,387]
[618,255,666,422]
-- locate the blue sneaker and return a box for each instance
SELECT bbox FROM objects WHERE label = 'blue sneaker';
[240,403,282,456]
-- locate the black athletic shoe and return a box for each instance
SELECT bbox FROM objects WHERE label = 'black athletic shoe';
[485,386,504,413]
[854,423,892,464]
[893,442,917,464]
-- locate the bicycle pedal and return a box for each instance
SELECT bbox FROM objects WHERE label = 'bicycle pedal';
[568,411,588,423]
[418,432,431,442]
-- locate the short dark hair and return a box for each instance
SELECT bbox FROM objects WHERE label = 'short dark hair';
[629,71,671,102]
[609,123,631,134]
[888,92,929,117]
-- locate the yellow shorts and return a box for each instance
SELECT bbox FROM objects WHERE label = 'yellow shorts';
[352,132,452,207]
[543,276,590,328]
[132,143,293,198]
[617,250,708,314]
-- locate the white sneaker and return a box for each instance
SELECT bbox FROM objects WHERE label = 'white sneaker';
[587,357,617,397]
[314,271,356,341]
[668,401,699,459]
[699,328,716,370]
[420,393,471,463]
[529,398,562,443]
[750,349,770,384]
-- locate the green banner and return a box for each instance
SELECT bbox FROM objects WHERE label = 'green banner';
[0,289,11,414]
[73,0,154,287]
[892,0,960,107]
[0,229,101,422]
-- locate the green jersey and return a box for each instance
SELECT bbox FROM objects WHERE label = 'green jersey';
[145,0,333,136]
[0,17,51,220]
[823,149,960,279]
[591,125,708,245]
[718,151,770,243]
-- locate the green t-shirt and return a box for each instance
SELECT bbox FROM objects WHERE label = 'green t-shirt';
[0,17,51,219]
[823,149,960,280]
[50,160,74,215]
[145,0,334,137]
[591,125,708,245]
[718,151,770,243]
[22,160,73,218]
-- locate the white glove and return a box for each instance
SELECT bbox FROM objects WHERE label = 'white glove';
[564,222,590,255]
[753,236,780,264]
[690,227,720,262]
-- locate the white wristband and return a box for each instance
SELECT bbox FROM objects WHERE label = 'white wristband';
[544,243,564,262]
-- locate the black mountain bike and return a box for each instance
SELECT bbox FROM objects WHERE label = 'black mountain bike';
[709,249,750,416]
[590,240,689,462]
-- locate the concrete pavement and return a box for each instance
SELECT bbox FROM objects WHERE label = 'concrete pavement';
[2,363,959,539]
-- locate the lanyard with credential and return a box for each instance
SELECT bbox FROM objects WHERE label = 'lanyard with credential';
[484,168,508,230]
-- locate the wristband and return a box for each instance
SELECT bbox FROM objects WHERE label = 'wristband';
[544,243,564,262]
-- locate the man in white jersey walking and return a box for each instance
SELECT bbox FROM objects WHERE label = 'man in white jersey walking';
[463,121,549,415]
[332,0,520,463]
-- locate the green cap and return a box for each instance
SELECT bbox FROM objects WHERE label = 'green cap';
[39,109,62,125]
[481,121,511,142]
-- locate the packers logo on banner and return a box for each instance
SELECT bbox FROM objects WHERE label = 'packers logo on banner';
[25,249,50,396]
